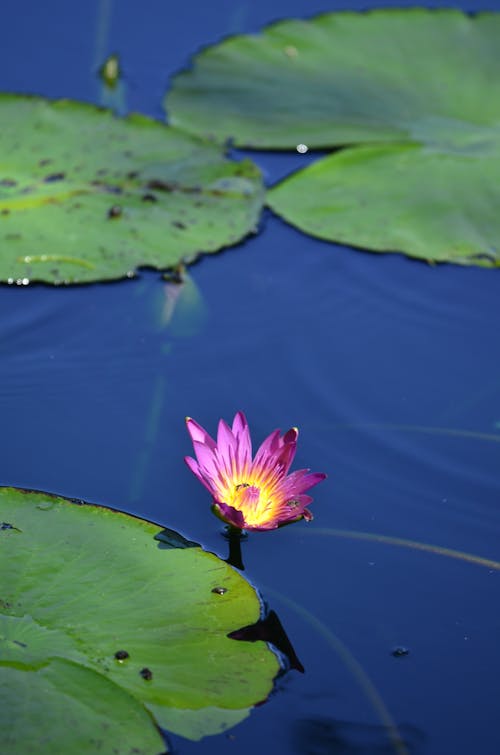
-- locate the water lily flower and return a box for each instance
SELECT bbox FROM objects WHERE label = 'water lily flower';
[184,411,326,531]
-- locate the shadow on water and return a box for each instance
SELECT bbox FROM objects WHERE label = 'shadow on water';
[229,609,305,674]
[293,717,424,755]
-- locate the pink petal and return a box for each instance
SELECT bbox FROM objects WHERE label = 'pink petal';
[214,502,246,529]
[217,419,236,453]
[275,439,297,475]
[232,411,252,474]
[282,469,327,496]
[283,427,298,444]
[184,456,214,494]
[216,419,238,475]
[231,411,247,437]
[193,440,218,479]
[253,429,281,471]
[274,495,314,527]
[185,417,216,450]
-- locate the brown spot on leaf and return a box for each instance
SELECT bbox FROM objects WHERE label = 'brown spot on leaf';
[43,172,65,182]
[146,179,177,192]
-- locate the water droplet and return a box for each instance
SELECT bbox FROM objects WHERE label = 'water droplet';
[296,143,308,154]
[140,667,153,680]
[36,501,54,511]
[391,646,409,657]
[114,649,129,661]
[212,586,228,595]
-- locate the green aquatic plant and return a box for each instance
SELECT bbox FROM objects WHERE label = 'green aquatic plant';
[0,488,280,752]
[0,95,264,284]
[167,9,500,266]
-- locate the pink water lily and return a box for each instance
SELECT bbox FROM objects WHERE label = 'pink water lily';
[184,411,326,531]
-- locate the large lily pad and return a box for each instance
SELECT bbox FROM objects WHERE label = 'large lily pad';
[269,143,500,266]
[0,95,264,284]
[167,10,500,266]
[0,488,280,752]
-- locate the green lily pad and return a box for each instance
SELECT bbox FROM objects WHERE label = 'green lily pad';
[269,143,500,266]
[0,488,280,751]
[1,660,165,755]
[166,9,500,150]
[0,95,264,284]
[167,10,500,266]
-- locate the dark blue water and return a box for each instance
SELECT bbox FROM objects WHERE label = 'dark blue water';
[2,2,500,753]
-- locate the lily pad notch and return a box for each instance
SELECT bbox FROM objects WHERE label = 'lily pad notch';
[166,9,500,266]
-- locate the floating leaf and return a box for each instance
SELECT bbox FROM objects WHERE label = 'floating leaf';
[269,143,500,266]
[0,488,280,751]
[167,10,500,266]
[0,95,264,284]
[1,660,166,755]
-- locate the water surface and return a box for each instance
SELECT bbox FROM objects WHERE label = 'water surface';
[1,1,500,753]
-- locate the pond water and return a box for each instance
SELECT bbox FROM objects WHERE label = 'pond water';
[2,1,500,753]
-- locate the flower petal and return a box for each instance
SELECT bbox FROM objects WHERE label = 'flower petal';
[232,411,252,475]
[185,417,216,450]
[185,413,326,532]
[231,411,247,437]
[193,440,218,479]
[213,502,246,529]
[184,456,214,494]
[217,418,236,455]
[252,429,281,471]
[283,427,298,445]
[281,469,327,497]
[274,438,297,476]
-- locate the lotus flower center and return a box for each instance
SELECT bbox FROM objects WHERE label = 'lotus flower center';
[233,483,257,506]
[229,482,271,523]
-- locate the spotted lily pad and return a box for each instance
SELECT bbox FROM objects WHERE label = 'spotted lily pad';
[0,95,263,284]
[0,488,280,752]
[167,10,500,266]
